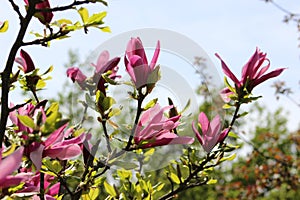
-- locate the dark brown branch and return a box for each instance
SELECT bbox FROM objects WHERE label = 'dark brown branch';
[8,99,32,112]
[8,0,23,21]
[0,2,36,148]
[22,29,70,46]
[36,0,107,13]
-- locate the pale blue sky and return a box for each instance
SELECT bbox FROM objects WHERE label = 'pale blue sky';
[1,0,300,130]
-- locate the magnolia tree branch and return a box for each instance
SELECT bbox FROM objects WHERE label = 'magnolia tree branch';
[0,3,35,148]
[36,0,107,13]
[0,0,103,147]
[8,0,23,21]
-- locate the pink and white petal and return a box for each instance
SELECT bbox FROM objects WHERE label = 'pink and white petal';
[198,112,210,135]
[30,144,45,171]
[94,50,110,73]
[44,144,82,160]
[44,123,68,147]
[149,40,160,70]
[0,146,24,182]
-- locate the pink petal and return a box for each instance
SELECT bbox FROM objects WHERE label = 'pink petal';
[93,50,110,73]
[44,144,82,160]
[252,68,286,88]
[215,53,240,86]
[199,112,210,135]
[30,144,45,171]
[44,123,68,147]
[149,40,160,70]
[0,147,24,183]
[210,115,221,137]
[192,121,203,145]
[20,49,35,73]
[220,87,234,103]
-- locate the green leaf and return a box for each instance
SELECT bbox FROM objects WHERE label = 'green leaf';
[43,159,62,174]
[104,181,117,197]
[108,108,121,118]
[207,179,217,184]
[36,79,46,90]
[56,19,73,25]
[222,103,232,109]
[169,172,180,184]
[78,7,89,24]
[144,98,158,110]
[110,161,138,170]
[100,26,111,33]
[117,169,132,180]
[82,187,100,200]
[17,115,35,129]
[103,96,115,111]
[143,148,155,157]
[228,131,239,139]
[87,11,106,24]
[180,99,191,114]
[0,20,9,33]
[42,65,53,76]
[220,153,236,162]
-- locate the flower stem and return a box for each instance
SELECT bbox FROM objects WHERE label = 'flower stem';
[125,92,145,150]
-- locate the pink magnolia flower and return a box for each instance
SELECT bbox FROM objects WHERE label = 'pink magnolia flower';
[67,67,87,89]
[192,112,228,153]
[15,49,35,73]
[29,123,86,170]
[134,103,194,148]
[9,102,46,136]
[24,0,53,25]
[91,50,121,94]
[215,48,285,98]
[0,147,26,188]
[125,37,160,90]
[17,172,59,200]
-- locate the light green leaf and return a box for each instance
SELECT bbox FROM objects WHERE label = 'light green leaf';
[82,187,100,200]
[220,153,236,162]
[169,172,180,184]
[108,108,121,118]
[104,181,117,197]
[103,96,115,111]
[56,19,73,25]
[207,179,217,184]
[78,7,89,24]
[144,98,158,110]
[87,11,106,24]
[100,26,111,33]
[0,20,9,33]
[111,161,138,170]
[17,115,35,129]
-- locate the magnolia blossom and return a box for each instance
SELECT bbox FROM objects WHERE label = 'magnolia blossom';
[29,123,86,170]
[134,104,194,148]
[192,112,228,153]
[215,48,285,100]
[91,50,121,94]
[66,67,87,89]
[17,172,59,200]
[9,102,46,136]
[125,37,160,90]
[0,147,26,188]
[24,0,53,25]
[9,103,85,170]
[15,49,35,73]
[67,50,120,94]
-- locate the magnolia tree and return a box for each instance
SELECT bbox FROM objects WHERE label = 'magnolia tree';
[0,1,286,199]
